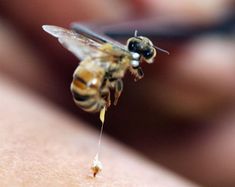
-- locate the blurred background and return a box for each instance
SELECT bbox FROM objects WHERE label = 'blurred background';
[0,0,235,186]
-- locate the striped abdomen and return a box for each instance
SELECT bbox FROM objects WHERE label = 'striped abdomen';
[70,63,106,113]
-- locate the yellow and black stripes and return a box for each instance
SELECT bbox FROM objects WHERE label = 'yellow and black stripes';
[70,69,105,113]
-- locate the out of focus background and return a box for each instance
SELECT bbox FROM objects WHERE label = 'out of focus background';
[0,0,235,186]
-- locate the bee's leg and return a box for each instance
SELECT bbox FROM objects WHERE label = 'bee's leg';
[101,87,111,108]
[129,66,144,81]
[113,79,123,106]
[136,67,144,81]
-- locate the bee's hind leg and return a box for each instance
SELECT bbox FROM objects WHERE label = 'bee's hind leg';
[113,79,123,106]
[101,88,111,109]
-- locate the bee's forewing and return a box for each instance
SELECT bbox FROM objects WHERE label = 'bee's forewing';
[42,25,102,60]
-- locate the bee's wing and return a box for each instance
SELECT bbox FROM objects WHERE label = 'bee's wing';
[42,25,104,60]
[70,23,127,52]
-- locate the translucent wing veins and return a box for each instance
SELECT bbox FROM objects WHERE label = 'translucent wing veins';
[42,25,103,60]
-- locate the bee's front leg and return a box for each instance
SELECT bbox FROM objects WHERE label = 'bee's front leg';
[129,66,144,81]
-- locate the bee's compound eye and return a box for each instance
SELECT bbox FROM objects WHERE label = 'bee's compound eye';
[128,40,140,52]
[142,48,154,59]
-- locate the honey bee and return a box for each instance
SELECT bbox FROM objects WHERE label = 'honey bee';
[42,24,169,113]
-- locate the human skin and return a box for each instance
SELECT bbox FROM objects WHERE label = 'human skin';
[0,77,197,187]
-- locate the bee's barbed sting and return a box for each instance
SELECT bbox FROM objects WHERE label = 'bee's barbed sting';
[91,153,102,177]
[91,106,105,177]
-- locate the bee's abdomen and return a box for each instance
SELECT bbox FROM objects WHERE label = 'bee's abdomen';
[70,70,105,113]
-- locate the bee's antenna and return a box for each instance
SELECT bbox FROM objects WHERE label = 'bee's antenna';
[154,45,170,55]
[134,30,138,37]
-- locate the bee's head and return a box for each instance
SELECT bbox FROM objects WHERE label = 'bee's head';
[127,31,169,68]
[127,35,156,67]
